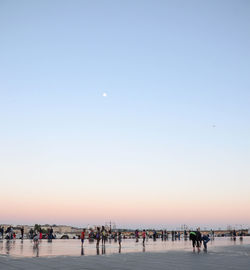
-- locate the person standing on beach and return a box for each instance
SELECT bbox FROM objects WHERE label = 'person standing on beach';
[233,230,236,241]
[184,230,188,241]
[118,232,122,248]
[33,231,39,247]
[80,229,85,246]
[164,230,167,240]
[142,230,146,246]
[171,230,174,240]
[0,227,4,239]
[196,228,202,252]
[96,227,101,247]
[39,228,43,240]
[101,226,106,246]
[135,230,139,242]
[20,227,24,239]
[49,227,53,241]
[153,230,157,241]
[29,228,34,239]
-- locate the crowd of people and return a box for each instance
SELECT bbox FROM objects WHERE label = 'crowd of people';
[80,226,123,248]
[1,225,244,254]
[0,226,54,241]
[0,226,20,240]
[77,226,214,252]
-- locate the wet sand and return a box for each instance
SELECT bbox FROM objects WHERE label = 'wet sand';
[1,237,249,257]
[0,244,249,270]
[0,238,249,269]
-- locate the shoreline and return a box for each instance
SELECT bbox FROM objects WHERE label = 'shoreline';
[1,237,250,258]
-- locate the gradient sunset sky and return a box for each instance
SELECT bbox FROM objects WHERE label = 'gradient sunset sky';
[0,0,249,229]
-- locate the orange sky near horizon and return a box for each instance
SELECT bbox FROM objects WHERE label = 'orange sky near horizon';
[1,188,249,228]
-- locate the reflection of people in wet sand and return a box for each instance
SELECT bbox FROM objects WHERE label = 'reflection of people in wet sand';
[81,246,84,256]
[5,240,11,255]
[33,243,39,257]
[102,245,106,255]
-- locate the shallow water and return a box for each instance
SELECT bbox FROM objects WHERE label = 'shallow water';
[0,237,249,258]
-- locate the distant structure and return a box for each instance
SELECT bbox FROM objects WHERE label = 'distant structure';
[105,221,116,231]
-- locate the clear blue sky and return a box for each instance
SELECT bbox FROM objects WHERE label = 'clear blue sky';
[0,0,249,229]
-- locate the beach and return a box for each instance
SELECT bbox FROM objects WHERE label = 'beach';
[0,245,250,270]
[0,238,249,269]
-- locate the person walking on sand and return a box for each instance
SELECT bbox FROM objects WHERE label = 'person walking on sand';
[80,229,85,246]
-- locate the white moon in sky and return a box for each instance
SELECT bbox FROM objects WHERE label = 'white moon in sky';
[102,92,107,97]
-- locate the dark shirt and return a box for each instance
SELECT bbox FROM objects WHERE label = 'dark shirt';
[196,231,202,241]
[189,231,196,241]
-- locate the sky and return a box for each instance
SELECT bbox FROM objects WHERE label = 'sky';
[0,0,249,230]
